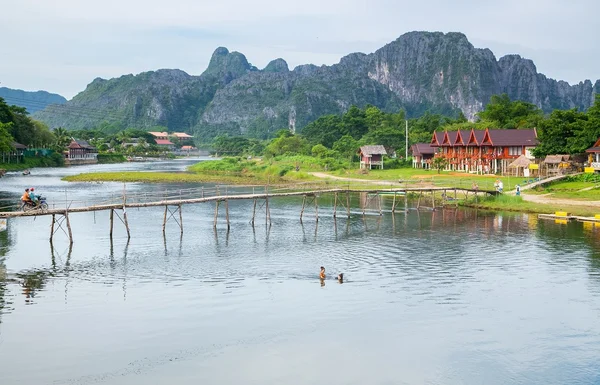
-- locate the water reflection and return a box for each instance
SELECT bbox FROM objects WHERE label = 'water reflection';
[0,165,600,384]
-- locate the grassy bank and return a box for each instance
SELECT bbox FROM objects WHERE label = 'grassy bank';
[62,171,268,184]
[462,195,599,217]
[0,154,64,171]
[526,174,600,200]
[97,154,127,164]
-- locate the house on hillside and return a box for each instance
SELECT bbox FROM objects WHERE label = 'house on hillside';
[410,143,437,169]
[154,139,175,150]
[586,137,600,171]
[148,131,169,141]
[67,139,97,160]
[359,145,387,169]
[171,132,194,142]
[430,128,537,174]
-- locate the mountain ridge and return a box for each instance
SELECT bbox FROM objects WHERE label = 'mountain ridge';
[0,87,67,114]
[33,31,600,139]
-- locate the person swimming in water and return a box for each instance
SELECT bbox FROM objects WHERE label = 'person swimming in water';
[337,273,344,283]
[320,266,326,280]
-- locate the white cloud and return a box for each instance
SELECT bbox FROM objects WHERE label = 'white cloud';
[1,0,598,99]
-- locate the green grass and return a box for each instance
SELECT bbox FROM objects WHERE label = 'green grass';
[63,171,260,184]
[0,154,64,171]
[330,168,523,191]
[462,195,599,217]
[527,174,600,200]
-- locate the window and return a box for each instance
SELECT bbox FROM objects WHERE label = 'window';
[509,146,522,156]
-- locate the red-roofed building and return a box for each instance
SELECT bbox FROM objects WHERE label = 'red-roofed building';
[431,128,537,174]
[411,143,437,169]
[155,139,175,150]
[586,137,600,171]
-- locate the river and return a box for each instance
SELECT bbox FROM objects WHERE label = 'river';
[0,160,599,385]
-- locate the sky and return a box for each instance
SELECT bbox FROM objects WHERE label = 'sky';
[1,0,598,100]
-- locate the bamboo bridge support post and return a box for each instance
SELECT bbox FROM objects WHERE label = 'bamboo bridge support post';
[432,190,436,211]
[392,192,397,214]
[178,204,183,234]
[346,192,351,218]
[49,214,55,243]
[213,200,220,228]
[65,210,73,245]
[333,193,338,218]
[109,209,114,238]
[122,207,131,240]
[378,193,383,216]
[251,199,257,226]
[265,186,271,226]
[225,200,230,230]
[315,195,319,223]
[404,192,408,212]
[417,191,422,210]
[300,195,306,222]
[162,205,168,234]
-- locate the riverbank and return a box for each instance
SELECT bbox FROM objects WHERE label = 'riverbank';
[461,195,599,217]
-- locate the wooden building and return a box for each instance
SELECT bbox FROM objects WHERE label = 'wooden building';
[430,128,537,174]
[411,143,437,169]
[67,139,97,159]
[586,137,600,171]
[359,145,387,169]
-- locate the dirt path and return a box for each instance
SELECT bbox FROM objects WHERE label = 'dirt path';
[308,172,398,186]
[521,193,600,207]
[308,172,437,187]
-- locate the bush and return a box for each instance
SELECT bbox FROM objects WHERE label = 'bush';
[97,154,126,164]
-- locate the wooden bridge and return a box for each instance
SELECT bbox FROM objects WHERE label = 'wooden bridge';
[0,184,497,245]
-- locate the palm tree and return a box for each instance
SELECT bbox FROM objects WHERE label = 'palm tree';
[53,127,71,148]
[116,131,130,146]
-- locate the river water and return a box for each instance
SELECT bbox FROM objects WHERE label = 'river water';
[0,160,599,385]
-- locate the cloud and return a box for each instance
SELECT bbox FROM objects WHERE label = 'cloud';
[0,0,598,99]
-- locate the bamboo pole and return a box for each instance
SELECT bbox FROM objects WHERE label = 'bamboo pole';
[178,204,183,234]
[109,209,114,238]
[300,195,306,221]
[225,200,230,230]
[251,199,257,225]
[378,193,382,216]
[65,211,73,245]
[404,192,408,211]
[49,214,55,242]
[162,205,168,233]
[213,200,219,227]
[122,208,131,239]
[417,191,422,209]
[315,195,319,222]
[346,191,350,218]
[333,193,338,218]
[432,190,435,210]
[392,192,397,214]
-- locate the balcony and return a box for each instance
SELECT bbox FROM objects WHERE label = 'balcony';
[591,162,600,170]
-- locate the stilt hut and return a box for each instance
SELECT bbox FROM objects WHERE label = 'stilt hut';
[507,155,532,177]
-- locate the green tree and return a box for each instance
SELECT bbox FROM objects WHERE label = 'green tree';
[431,156,448,174]
[533,108,588,157]
[364,105,384,131]
[342,105,368,139]
[311,144,328,158]
[476,94,542,128]
[264,134,310,157]
[361,126,404,155]
[53,127,71,148]
[0,122,15,153]
[300,115,345,148]
[333,135,359,163]
[212,135,251,155]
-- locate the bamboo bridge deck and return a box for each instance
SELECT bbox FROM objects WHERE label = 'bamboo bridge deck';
[0,184,498,244]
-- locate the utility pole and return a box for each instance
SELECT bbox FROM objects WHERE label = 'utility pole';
[405,119,408,159]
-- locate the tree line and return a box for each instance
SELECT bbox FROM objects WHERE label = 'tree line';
[211,93,600,161]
